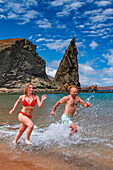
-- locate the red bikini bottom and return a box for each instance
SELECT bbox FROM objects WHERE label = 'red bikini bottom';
[19,111,32,119]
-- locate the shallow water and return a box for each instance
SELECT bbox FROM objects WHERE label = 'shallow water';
[0,93,113,169]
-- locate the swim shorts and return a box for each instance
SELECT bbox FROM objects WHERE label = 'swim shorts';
[61,113,73,127]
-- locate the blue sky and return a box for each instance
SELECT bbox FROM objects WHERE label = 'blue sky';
[0,0,113,87]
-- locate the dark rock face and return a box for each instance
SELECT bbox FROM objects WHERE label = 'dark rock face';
[0,38,57,89]
[54,37,81,89]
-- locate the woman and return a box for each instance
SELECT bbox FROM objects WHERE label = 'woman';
[9,83,47,145]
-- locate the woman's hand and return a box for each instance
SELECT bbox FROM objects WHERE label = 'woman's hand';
[9,109,14,114]
[42,94,47,101]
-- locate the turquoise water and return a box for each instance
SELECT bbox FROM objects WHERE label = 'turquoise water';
[0,93,113,169]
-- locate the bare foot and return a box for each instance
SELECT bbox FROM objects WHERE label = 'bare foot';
[69,131,75,137]
[12,140,17,144]
[25,139,33,145]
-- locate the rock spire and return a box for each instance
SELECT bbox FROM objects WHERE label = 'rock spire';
[54,37,81,89]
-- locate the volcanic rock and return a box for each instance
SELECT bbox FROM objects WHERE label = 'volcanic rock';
[0,38,57,90]
[54,37,81,89]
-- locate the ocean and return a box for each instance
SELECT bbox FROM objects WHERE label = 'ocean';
[0,93,113,170]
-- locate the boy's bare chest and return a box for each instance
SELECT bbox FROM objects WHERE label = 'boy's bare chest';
[67,98,78,107]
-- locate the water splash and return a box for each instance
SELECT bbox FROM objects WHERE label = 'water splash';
[86,95,94,103]
[32,122,81,148]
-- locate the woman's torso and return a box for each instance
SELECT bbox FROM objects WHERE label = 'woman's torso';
[21,95,36,116]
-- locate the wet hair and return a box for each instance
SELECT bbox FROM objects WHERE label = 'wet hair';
[24,83,34,97]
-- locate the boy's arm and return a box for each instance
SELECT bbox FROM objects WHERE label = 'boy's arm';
[51,101,61,116]
[51,96,68,116]
[79,97,91,107]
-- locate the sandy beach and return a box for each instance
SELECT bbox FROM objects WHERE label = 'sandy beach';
[0,140,112,170]
[0,142,82,170]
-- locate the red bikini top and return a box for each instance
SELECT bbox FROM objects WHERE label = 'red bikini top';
[23,95,35,107]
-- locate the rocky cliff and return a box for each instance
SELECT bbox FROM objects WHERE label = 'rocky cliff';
[54,37,81,89]
[0,38,57,90]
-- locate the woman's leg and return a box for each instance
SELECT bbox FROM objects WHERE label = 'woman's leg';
[13,123,27,144]
[18,114,34,145]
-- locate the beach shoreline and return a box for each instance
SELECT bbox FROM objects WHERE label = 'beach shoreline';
[0,140,112,170]
[0,88,113,95]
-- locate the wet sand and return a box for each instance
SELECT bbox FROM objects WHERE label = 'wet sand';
[0,142,79,170]
[0,141,112,170]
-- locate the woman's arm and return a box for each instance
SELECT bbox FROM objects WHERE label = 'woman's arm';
[9,95,23,114]
[36,94,47,108]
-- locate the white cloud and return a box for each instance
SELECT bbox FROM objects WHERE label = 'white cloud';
[103,67,113,76]
[90,14,108,23]
[95,1,112,7]
[0,8,4,12]
[46,67,57,78]
[65,2,84,11]
[56,9,70,17]
[55,1,84,17]
[18,19,30,25]
[22,10,39,19]
[78,51,87,57]
[6,2,26,14]
[89,41,99,49]
[79,63,95,75]
[7,12,18,19]
[36,19,51,29]
[46,39,71,51]
[79,74,90,85]
[103,49,113,66]
[56,24,66,29]
[36,38,54,42]
[5,0,37,14]
[24,0,37,7]
[84,9,102,16]
[36,34,41,37]
[88,8,113,23]
[0,15,6,19]
[96,23,106,28]
[100,59,106,63]
[48,60,61,68]
[36,38,46,42]
[76,25,84,28]
[103,78,113,84]
[1,1,40,24]
[103,8,113,15]
[50,0,69,7]
[29,36,33,39]
[79,74,99,86]
[76,40,86,48]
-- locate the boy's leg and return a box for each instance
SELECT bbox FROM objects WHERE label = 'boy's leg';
[69,122,78,136]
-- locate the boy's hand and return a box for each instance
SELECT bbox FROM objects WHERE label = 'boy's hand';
[51,111,55,116]
[86,103,91,107]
